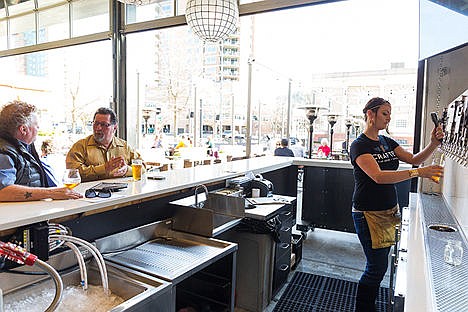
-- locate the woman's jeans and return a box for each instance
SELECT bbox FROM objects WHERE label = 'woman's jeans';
[352,211,391,287]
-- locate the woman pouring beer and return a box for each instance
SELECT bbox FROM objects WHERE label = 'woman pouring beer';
[350,97,444,311]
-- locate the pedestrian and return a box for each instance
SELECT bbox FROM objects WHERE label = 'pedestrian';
[274,138,294,157]
[317,138,330,158]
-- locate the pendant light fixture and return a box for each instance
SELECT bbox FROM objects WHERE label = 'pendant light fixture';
[185,0,239,43]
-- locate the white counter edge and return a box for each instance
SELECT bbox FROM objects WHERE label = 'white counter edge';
[0,156,292,231]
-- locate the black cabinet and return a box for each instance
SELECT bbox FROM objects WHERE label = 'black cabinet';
[272,201,296,297]
[301,166,411,233]
[302,166,355,232]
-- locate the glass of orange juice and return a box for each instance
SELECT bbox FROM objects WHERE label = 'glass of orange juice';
[132,159,143,181]
[63,169,81,189]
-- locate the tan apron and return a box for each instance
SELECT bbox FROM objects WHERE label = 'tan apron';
[363,205,401,249]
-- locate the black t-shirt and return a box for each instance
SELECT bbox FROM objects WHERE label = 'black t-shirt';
[274,147,294,157]
[350,133,400,211]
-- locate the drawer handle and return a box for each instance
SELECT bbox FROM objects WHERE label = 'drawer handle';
[279,264,289,271]
[281,227,291,232]
[281,211,292,217]
[280,243,290,249]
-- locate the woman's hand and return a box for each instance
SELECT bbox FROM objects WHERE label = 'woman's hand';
[417,165,444,183]
[430,125,444,145]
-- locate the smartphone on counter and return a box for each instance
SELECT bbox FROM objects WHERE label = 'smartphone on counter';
[148,175,166,180]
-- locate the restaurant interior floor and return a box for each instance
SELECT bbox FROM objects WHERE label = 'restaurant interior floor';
[235,181,392,312]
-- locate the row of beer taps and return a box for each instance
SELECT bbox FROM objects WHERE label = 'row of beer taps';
[439,93,468,166]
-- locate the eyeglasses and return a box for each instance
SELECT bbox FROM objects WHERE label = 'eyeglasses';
[85,188,111,198]
[93,121,113,128]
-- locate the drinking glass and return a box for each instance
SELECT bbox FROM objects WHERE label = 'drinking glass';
[444,239,463,266]
[132,159,143,181]
[431,147,445,183]
[63,169,81,189]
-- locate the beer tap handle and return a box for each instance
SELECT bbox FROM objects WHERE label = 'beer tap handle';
[431,112,439,127]
[431,112,443,143]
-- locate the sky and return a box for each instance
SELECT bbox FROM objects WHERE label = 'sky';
[246,0,420,82]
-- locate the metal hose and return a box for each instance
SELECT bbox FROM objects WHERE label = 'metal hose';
[34,259,63,312]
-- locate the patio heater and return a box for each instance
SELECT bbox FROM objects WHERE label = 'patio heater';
[142,108,152,135]
[325,114,340,158]
[155,107,161,132]
[299,106,327,159]
[344,117,353,154]
[352,115,364,137]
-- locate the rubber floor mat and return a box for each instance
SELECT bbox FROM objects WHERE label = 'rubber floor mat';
[273,272,389,312]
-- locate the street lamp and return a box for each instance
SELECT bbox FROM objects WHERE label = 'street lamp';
[298,106,327,159]
[325,113,341,158]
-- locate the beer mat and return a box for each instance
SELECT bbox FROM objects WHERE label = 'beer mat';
[246,197,291,205]
[90,182,128,192]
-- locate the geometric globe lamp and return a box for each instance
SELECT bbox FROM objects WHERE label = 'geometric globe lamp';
[186,0,239,42]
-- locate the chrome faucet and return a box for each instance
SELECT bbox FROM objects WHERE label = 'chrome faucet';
[194,184,209,208]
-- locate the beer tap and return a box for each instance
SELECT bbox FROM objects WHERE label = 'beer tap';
[446,101,457,158]
[454,100,465,163]
[461,96,468,165]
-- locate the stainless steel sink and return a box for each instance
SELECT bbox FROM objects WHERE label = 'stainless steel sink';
[96,220,237,312]
[2,259,172,312]
[169,192,245,237]
[96,219,238,284]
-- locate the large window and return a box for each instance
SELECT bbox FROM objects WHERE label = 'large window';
[0,41,112,173]
[0,0,420,169]
[126,0,418,160]
[0,0,109,50]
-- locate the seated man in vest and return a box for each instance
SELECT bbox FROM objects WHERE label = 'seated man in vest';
[0,100,82,201]
[66,107,143,182]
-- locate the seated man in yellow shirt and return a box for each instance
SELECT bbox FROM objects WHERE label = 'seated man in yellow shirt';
[66,107,142,182]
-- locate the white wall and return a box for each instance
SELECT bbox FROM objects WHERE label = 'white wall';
[421,44,468,235]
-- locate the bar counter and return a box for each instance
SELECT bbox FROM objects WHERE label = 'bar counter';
[0,156,295,232]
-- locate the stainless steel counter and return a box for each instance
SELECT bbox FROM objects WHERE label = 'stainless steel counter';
[244,195,297,220]
[403,193,468,311]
